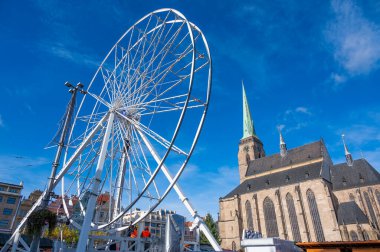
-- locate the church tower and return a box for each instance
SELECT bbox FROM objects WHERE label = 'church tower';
[238,83,265,182]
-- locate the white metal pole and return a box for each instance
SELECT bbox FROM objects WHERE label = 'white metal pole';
[76,112,115,252]
[113,149,127,219]
[0,113,109,252]
[10,232,19,252]
[138,131,222,251]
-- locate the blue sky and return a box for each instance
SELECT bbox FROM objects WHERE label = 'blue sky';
[0,0,380,219]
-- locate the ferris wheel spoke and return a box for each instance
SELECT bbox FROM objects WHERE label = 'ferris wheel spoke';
[120,31,190,107]
[131,126,161,198]
[126,20,188,105]
[87,91,113,109]
[140,104,205,116]
[127,43,195,107]
[116,111,187,156]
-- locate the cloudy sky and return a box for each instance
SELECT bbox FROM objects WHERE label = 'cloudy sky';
[0,0,380,219]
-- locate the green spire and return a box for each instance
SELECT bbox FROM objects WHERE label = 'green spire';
[242,81,256,139]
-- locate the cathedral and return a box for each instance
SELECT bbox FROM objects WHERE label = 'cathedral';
[218,85,380,250]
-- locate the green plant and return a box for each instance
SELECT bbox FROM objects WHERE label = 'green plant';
[200,213,221,245]
[26,209,57,235]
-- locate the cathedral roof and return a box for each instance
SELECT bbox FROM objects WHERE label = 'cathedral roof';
[223,140,330,198]
[337,201,369,225]
[223,161,323,198]
[331,159,380,191]
[245,140,324,177]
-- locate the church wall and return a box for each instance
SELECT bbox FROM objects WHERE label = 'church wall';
[333,184,380,237]
[218,195,242,250]
[299,179,341,242]
[234,178,341,243]
[341,223,378,241]
[236,178,342,243]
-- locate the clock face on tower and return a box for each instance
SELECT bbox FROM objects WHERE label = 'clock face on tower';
[243,145,250,153]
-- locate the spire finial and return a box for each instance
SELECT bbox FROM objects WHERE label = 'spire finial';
[279,128,287,157]
[242,81,256,139]
[342,134,354,167]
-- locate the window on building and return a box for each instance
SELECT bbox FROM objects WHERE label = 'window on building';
[9,188,18,193]
[349,193,355,202]
[363,231,370,241]
[0,220,9,228]
[363,192,377,228]
[247,184,251,191]
[376,190,380,206]
[286,193,301,242]
[99,212,104,218]
[7,197,16,204]
[306,189,325,242]
[359,173,365,183]
[245,200,254,230]
[3,208,13,215]
[342,177,347,186]
[0,187,5,191]
[231,241,236,252]
[350,231,358,241]
[0,195,2,202]
[263,197,279,238]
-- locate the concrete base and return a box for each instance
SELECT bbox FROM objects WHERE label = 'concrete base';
[241,238,301,252]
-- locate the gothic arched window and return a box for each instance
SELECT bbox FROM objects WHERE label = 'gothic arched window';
[263,197,279,237]
[246,153,250,164]
[245,200,254,230]
[363,192,377,227]
[232,241,236,251]
[363,231,370,241]
[350,231,358,241]
[286,193,301,242]
[375,190,380,206]
[306,189,325,241]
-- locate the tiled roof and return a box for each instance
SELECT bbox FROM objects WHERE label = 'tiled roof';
[331,159,380,191]
[337,201,368,225]
[245,140,323,177]
[223,162,323,198]
[223,140,326,199]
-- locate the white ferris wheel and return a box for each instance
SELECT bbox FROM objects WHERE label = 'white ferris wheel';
[2,8,221,252]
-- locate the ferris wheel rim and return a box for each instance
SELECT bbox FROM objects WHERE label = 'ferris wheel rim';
[99,22,212,231]
[60,8,211,231]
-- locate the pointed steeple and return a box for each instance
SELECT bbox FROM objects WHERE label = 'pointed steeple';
[342,134,354,167]
[279,129,287,157]
[242,81,256,139]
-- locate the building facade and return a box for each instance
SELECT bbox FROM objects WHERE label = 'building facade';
[15,189,43,228]
[123,209,176,239]
[0,181,23,233]
[218,85,380,250]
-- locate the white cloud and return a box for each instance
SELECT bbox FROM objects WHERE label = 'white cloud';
[281,106,313,132]
[39,41,99,67]
[342,125,380,146]
[295,106,312,115]
[325,0,380,83]
[330,72,347,86]
[0,155,50,195]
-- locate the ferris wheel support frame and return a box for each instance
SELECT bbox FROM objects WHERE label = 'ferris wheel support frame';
[138,129,222,251]
[76,112,115,252]
[0,113,109,252]
[2,8,222,252]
